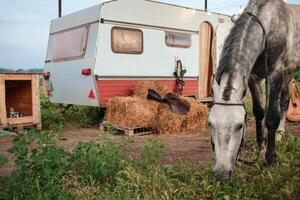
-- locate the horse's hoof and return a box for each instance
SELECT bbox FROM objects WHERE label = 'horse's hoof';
[276,130,285,141]
[265,151,277,166]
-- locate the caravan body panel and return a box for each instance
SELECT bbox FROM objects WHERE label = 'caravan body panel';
[45,6,101,106]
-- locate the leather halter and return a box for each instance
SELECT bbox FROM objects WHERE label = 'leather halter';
[211,12,269,165]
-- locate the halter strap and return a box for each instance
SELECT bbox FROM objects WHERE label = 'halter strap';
[213,102,244,106]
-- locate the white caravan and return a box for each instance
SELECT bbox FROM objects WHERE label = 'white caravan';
[44,0,233,107]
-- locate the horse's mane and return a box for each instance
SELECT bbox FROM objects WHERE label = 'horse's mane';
[215,14,252,100]
[215,14,251,85]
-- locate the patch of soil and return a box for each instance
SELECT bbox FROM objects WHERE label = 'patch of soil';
[58,127,213,166]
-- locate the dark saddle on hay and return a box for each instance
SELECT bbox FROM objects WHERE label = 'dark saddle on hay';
[147,89,190,115]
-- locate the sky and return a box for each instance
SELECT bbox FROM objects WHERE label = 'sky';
[0,0,299,69]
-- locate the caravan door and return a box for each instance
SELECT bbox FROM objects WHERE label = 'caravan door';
[44,24,99,106]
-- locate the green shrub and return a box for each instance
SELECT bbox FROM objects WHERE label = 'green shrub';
[65,106,104,128]
[71,134,127,185]
[5,130,72,199]
[40,94,104,129]
[40,96,65,131]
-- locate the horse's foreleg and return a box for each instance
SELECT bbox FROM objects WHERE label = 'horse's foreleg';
[248,75,265,149]
[277,75,291,134]
[265,73,283,165]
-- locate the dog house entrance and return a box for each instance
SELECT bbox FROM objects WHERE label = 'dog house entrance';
[5,80,33,118]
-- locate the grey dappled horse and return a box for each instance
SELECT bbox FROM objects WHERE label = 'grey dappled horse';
[208,0,300,181]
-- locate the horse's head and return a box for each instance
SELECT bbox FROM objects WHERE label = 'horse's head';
[208,78,246,181]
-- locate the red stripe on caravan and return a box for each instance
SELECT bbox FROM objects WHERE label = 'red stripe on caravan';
[96,79,198,107]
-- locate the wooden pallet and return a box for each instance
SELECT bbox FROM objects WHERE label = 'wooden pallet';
[99,121,153,136]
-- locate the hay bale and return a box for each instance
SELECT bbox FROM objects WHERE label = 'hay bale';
[152,97,209,134]
[105,81,209,134]
[105,96,158,129]
[133,81,170,99]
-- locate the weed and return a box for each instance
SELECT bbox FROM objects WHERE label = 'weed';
[41,96,104,131]
[65,106,104,128]
[71,135,127,185]
[41,96,66,132]
[141,139,165,166]
[5,130,72,199]
[103,123,118,135]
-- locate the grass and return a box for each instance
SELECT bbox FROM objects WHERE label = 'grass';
[0,129,299,200]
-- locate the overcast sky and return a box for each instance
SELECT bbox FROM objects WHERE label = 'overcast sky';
[0,0,299,69]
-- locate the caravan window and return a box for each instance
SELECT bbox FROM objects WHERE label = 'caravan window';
[165,32,191,48]
[111,27,143,54]
[51,26,89,61]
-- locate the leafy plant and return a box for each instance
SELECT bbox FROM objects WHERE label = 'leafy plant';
[71,134,127,185]
[41,100,104,129]
[40,96,66,132]
[5,130,72,199]
[65,105,104,128]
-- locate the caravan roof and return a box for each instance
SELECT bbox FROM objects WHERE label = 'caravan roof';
[50,0,231,34]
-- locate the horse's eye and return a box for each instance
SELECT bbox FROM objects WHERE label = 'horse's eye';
[235,124,243,131]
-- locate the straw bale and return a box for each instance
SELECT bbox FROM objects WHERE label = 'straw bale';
[105,96,158,129]
[105,81,209,134]
[152,97,209,134]
[133,81,170,99]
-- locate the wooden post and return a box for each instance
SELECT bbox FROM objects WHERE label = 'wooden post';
[31,75,41,126]
[0,74,7,127]
[199,22,213,99]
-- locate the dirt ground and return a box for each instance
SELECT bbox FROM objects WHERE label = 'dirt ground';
[0,122,299,177]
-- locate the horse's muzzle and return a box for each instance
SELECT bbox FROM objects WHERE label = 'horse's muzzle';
[214,170,232,182]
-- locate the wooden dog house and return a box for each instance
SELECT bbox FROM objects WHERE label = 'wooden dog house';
[0,73,41,131]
